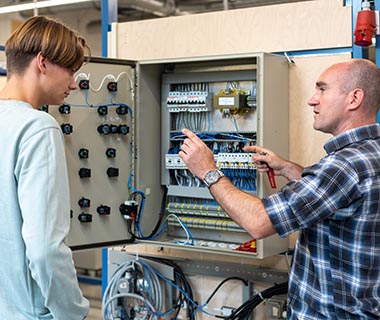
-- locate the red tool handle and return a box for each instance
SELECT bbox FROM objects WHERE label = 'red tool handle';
[267,167,276,189]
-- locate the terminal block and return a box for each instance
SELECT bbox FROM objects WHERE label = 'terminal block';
[165,153,254,170]
[216,153,254,170]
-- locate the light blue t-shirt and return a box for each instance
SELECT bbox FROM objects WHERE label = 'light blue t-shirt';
[0,100,89,319]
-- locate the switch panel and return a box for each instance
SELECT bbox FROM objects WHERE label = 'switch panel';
[48,58,136,249]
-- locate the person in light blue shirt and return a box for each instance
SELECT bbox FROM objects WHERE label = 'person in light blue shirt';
[0,16,91,319]
[179,59,380,318]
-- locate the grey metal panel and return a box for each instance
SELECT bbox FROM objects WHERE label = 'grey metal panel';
[49,58,137,249]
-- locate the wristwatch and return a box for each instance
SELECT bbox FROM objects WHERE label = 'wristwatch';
[203,169,224,188]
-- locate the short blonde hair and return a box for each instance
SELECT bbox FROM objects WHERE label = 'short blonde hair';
[5,15,90,76]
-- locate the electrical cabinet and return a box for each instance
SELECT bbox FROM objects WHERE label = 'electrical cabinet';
[49,53,289,259]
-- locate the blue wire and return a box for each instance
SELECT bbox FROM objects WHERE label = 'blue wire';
[127,172,146,238]
[110,92,116,104]
[138,260,217,318]
[85,89,91,106]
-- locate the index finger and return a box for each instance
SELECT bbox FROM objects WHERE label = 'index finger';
[182,128,199,141]
[252,146,269,155]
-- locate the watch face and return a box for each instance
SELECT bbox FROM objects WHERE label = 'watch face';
[205,170,219,183]
[204,169,223,187]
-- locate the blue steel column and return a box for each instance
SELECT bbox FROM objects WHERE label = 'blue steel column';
[101,0,118,57]
[102,247,108,296]
[101,0,118,295]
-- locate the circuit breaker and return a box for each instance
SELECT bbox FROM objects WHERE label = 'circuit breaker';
[48,53,289,259]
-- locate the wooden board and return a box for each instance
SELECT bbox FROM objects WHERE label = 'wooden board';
[110,0,351,60]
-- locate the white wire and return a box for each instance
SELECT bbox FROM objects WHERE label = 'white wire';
[116,71,134,98]
[89,74,116,92]
[166,213,192,245]
[116,71,133,87]
[74,72,89,82]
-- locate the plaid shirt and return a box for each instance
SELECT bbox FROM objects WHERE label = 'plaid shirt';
[263,124,380,319]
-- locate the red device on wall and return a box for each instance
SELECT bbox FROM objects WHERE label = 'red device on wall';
[354,1,376,47]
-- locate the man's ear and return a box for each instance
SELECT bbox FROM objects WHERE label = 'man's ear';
[348,88,364,111]
[36,52,48,74]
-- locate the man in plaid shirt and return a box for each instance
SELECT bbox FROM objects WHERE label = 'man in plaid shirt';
[180,58,380,319]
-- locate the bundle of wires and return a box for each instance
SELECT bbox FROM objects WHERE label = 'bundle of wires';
[104,255,279,320]
[124,181,168,240]
[148,257,196,320]
[223,281,288,320]
[102,259,161,320]
[102,257,196,320]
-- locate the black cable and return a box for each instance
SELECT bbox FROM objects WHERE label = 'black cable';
[205,277,248,305]
[127,185,168,240]
[147,257,196,320]
[222,281,288,320]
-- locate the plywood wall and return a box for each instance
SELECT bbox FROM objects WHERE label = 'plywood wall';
[109,0,351,61]
[288,53,351,166]
[110,0,352,169]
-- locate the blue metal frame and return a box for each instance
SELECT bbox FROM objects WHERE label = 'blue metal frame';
[276,47,353,58]
[100,0,117,297]
[0,45,6,75]
[77,275,102,286]
[101,0,118,57]
[102,247,108,295]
